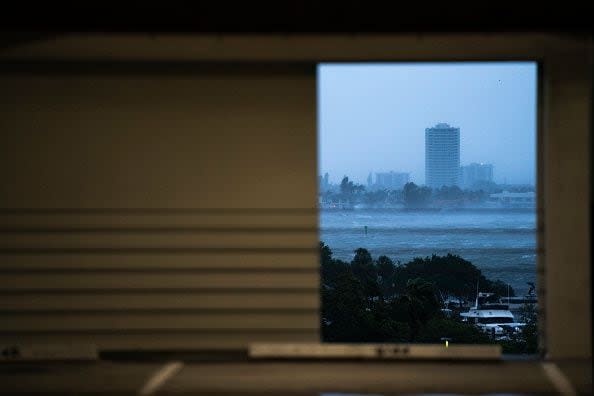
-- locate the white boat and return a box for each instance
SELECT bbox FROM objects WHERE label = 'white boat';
[460,292,525,340]
[500,295,538,315]
[500,282,538,315]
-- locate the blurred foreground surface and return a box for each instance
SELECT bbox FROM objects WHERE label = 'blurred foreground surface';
[0,358,590,395]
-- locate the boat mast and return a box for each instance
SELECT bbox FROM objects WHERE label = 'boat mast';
[474,279,479,309]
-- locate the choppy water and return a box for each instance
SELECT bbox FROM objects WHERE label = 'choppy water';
[320,208,537,295]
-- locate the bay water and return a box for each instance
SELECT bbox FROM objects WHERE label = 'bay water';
[320,208,537,295]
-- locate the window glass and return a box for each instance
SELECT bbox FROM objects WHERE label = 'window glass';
[318,63,538,353]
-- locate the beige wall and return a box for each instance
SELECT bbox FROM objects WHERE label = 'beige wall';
[0,64,320,349]
[0,34,591,357]
[0,68,316,208]
[542,53,592,359]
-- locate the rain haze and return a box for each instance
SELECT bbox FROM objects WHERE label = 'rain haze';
[318,62,537,185]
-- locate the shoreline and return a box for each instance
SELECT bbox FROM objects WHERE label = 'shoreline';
[320,207,536,213]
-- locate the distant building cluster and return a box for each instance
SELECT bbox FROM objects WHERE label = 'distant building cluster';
[320,122,517,194]
[319,170,410,193]
[460,163,494,189]
[488,191,535,208]
[425,123,495,190]
[318,172,330,192]
[369,171,410,191]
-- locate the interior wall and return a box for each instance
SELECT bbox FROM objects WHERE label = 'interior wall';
[0,34,591,358]
[542,52,592,359]
[0,64,320,350]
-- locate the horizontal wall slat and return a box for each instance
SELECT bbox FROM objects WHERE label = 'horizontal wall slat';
[0,313,319,331]
[0,211,318,228]
[0,331,319,350]
[0,68,318,350]
[0,252,319,270]
[0,292,319,311]
[0,231,317,249]
[0,272,319,290]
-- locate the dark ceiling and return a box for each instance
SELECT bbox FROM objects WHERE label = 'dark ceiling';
[1,2,593,34]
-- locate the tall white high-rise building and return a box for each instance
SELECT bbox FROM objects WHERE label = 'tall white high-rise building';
[425,123,460,188]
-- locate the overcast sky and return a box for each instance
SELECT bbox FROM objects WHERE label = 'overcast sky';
[318,62,537,186]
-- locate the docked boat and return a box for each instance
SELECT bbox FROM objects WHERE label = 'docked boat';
[500,295,537,315]
[500,282,538,316]
[460,292,525,340]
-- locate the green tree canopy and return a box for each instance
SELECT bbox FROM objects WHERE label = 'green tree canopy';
[339,176,365,196]
[434,185,464,200]
[351,248,380,297]
[393,254,515,300]
[376,255,395,282]
[376,255,396,296]
[320,241,523,346]
[394,278,442,339]
[403,182,432,208]
[320,242,349,287]
[321,272,375,341]
[417,317,492,344]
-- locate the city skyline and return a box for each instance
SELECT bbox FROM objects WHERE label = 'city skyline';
[319,160,505,190]
[318,62,537,185]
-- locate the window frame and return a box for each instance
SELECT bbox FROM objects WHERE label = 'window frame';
[2,33,590,360]
[316,60,542,353]
[303,34,590,360]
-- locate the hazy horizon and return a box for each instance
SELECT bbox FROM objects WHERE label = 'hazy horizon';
[318,62,537,186]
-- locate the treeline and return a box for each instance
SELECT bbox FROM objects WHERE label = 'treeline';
[321,177,534,208]
[320,242,537,353]
[322,178,489,207]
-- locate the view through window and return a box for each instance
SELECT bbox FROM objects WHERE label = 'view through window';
[318,63,538,353]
